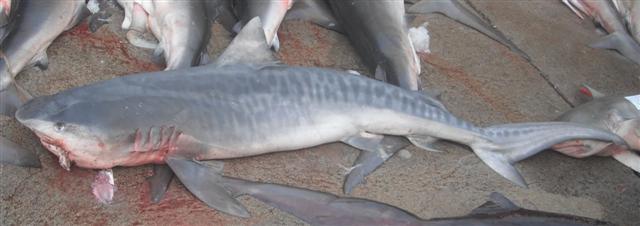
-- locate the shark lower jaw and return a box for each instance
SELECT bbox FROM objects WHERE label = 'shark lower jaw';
[35,133,72,170]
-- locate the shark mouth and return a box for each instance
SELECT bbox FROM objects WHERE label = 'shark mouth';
[35,132,72,170]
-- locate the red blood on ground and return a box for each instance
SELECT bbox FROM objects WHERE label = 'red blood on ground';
[62,23,162,72]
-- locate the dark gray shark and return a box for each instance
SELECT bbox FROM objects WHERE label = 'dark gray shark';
[168,157,614,225]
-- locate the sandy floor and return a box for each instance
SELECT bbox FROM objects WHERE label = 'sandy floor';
[1,1,639,225]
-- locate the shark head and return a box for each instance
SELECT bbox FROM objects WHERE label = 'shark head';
[15,90,164,170]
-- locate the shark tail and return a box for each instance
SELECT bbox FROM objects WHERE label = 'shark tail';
[589,31,640,65]
[407,0,529,60]
[467,122,626,187]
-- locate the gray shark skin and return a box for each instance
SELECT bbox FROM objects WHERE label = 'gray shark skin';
[16,62,626,185]
[552,87,640,172]
[117,0,210,70]
[0,136,40,167]
[563,0,640,65]
[328,0,422,91]
[233,0,295,51]
[0,0,87,116]
[169,158,614,225]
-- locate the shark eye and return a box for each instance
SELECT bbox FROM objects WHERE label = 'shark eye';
[54,122,66,132]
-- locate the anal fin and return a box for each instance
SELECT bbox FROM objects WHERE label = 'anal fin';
[341,133,410,194]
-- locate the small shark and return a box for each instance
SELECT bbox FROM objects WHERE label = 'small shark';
[168,157,614,225]
[553,85,640,172]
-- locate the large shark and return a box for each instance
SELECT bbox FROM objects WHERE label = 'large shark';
[15,18,626,217]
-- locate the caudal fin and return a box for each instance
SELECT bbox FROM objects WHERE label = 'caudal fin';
[470,122,626,187]
[407,0,529,60]
[589,32,640,65]
[165,157,250,218]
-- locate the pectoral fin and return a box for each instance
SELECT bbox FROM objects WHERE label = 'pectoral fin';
[165,157,249,218]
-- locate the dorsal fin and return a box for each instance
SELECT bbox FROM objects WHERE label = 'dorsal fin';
[213,17,278,67]
[470,192,519,214]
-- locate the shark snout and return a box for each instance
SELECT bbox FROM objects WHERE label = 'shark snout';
[15,95,54,125]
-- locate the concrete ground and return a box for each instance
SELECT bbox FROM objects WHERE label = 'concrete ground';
[1,1,639,225]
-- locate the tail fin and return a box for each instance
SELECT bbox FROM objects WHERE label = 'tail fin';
[0,82,33,117]
[165,157,250,218]
[407,0,529,60]
[0,136,41,168]
[470,122,627,187]
[589,32,640,65]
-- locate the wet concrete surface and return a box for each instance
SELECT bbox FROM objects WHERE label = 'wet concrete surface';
[1,1,639,225]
